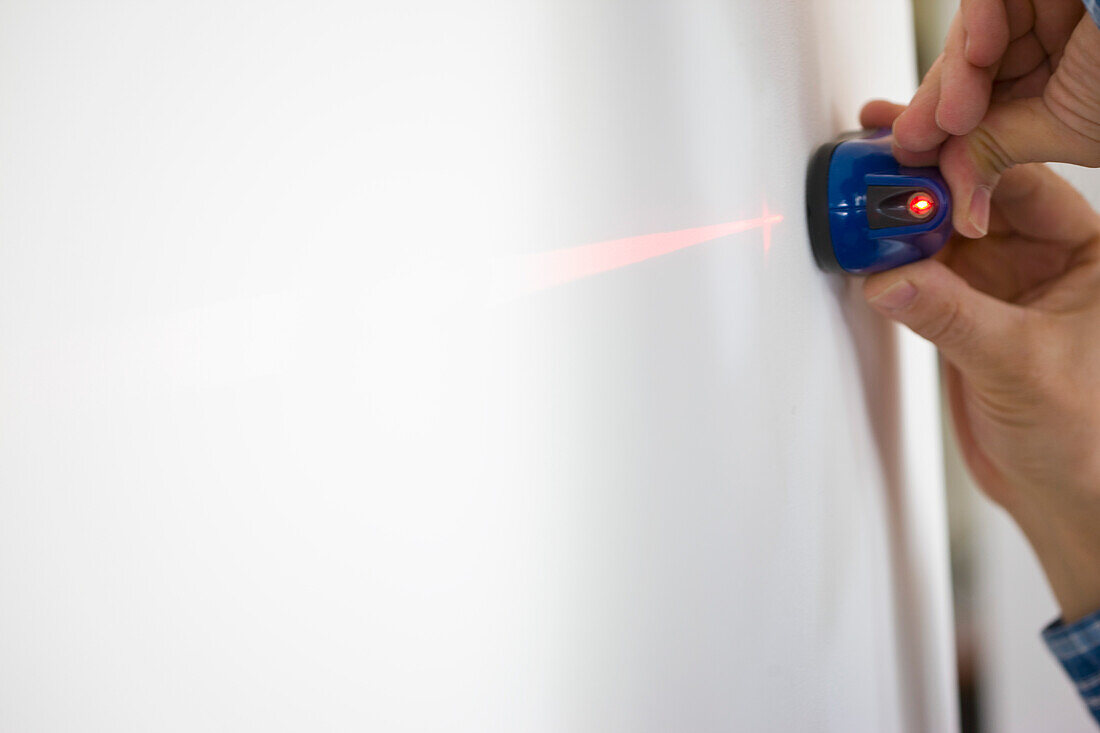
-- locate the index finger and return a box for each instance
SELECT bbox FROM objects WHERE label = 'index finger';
[859,100,907,128]
[963,0,1011,67]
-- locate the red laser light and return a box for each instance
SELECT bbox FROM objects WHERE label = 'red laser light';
[908,192,935,218]
[491,207,783,300]
[525,212,782,292]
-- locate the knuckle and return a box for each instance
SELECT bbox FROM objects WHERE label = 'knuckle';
[1043,37,1100,159]
[967,124,1014,179]
[917,299,968,346]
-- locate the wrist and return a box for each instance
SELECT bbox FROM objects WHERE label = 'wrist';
[1010,491,1100,623]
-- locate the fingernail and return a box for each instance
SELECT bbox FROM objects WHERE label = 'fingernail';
[868,280,918,311]
[970,185,991,237]
[964,32,971,57]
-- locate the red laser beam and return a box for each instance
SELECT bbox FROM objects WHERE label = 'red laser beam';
[762,201,776,254]
[498,208,783,296]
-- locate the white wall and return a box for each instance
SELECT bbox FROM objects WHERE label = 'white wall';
[0,2,955,730]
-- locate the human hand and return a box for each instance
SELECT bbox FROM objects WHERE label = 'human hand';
[862,100,1100,623]
[893,1,1100,238]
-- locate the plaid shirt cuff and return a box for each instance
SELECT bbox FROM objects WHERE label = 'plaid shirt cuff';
[1043,610,1100,725]
[1086,0,1100,28]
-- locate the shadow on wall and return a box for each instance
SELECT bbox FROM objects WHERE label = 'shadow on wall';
[836,275,935,733]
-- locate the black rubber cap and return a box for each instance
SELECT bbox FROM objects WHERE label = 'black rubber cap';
[805,139,842,272]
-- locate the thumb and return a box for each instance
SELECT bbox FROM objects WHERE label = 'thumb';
[863,259,1027,379]
[940,96,1100,238]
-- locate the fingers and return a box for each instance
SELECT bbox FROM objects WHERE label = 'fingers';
[938,13,998,135]
[962,0,1011,67]
[997,62,1051,99]
[938,97,1094,237]
[861,101,941,165]
[896,3,1013,152]
[894,55,949,152]
[892,143,942,168]
[864,258,1029,379]
[859,100,906,129]
[1004,0,1036,42]
[884,12,1100,238]
[996,32,1045,80]
[1033,0,1084,56]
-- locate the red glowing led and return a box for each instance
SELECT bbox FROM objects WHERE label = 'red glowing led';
[908,192,935,218]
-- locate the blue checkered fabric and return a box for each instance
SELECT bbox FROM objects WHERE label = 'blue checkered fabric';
[1044,611,1100,725]
[1086,0,1100,27]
